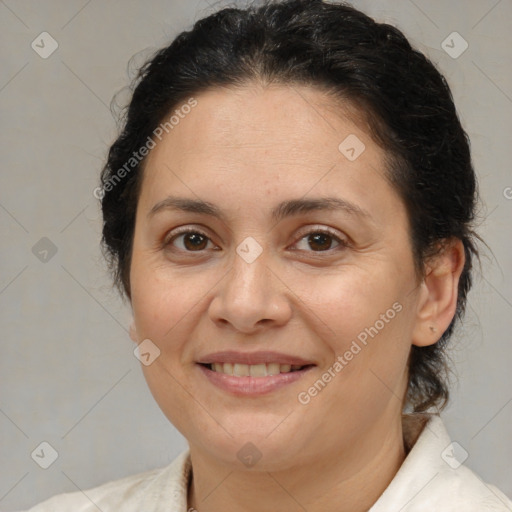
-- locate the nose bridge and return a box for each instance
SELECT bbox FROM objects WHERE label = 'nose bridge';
[227,240,273,311]
[209,238,291,331]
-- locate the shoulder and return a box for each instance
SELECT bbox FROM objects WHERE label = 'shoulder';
[371,414,512,512]
[24,450,191,512]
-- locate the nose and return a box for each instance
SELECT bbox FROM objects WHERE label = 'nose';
[208,247,292,334]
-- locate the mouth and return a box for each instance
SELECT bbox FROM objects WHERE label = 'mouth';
[196,352,316,396]
[199,362,314,377]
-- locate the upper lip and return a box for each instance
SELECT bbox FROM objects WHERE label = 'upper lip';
[197,351,315,366]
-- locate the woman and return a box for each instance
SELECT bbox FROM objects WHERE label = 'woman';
[27,0,512,510]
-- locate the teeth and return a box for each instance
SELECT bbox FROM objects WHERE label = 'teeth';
[209,363,304,376]
[249,364,267,377]
[267,363,280,376]
[233,363,250,377]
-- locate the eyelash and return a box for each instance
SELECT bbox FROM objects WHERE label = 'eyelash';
[163,226,349,255]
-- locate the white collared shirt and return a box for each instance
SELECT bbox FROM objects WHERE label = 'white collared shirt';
[25,415,512,511]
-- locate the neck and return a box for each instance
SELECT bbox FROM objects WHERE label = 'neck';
[187,414,406,512]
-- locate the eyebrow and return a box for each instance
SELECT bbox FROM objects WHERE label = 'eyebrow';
[148,195,372,224]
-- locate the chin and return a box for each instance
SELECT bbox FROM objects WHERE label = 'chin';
[185,412,310,470]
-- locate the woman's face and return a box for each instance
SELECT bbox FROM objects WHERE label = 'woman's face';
[129,84,425,470]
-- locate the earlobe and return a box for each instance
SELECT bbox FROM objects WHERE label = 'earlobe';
[411,239,465,347]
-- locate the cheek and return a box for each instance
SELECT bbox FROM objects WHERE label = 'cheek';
[298,264,414,395]
[296,265,405,342]
[130,257,205,342]
[129,266,207,432]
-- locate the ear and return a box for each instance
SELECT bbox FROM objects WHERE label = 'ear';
[411,238,465,347]
[129,320,139,344]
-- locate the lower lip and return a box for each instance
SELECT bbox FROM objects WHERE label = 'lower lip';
[197,364,314,396]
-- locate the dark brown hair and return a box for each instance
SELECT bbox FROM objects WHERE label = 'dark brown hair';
[100,0,479,412]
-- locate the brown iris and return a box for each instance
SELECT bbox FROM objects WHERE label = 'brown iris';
[183,232,209,251]
[307,233,334,251]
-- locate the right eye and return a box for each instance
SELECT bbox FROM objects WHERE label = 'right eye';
[164,228,216,252]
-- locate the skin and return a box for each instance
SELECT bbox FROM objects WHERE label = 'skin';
[128,83,465,512]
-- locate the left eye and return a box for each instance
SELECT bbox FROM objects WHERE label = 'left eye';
[294,230,344,252]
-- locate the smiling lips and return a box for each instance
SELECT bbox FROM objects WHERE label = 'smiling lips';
[197,351,315,395]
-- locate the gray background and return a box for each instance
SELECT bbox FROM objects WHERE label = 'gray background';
[0,0,511,510]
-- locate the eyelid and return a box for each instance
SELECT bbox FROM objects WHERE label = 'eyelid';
[164,225,209,239]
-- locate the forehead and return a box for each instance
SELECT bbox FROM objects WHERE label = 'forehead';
[138,83,398,220]
[158,85,361,151]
